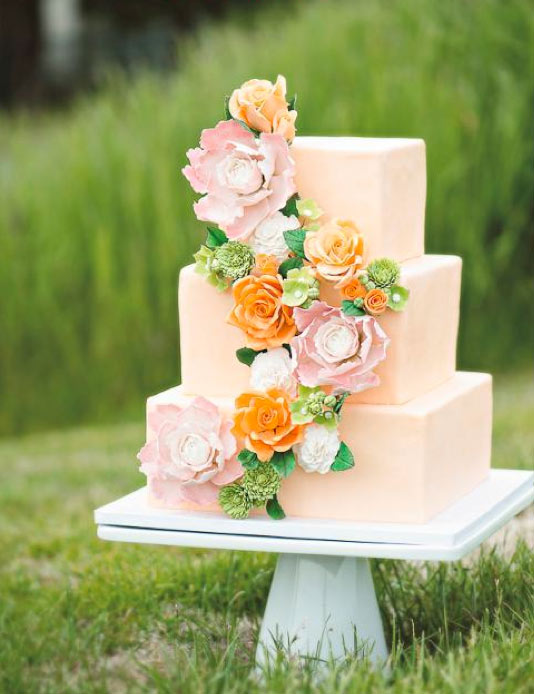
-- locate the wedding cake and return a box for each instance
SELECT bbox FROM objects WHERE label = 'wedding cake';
[137,76,492,524]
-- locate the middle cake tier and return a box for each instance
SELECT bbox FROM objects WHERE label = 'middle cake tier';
[179,254,462,405]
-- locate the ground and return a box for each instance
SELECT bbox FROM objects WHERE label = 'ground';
[1,373,533,693]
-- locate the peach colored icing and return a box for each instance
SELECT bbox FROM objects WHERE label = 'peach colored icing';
[179,254,461,406]
[291,137,426,263]
[143,135,493,524]
[146,373,492,523]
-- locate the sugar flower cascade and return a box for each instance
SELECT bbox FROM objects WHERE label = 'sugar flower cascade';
[138,75,410,520]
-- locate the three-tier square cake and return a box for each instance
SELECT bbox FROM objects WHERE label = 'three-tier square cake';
[137,76,492,524]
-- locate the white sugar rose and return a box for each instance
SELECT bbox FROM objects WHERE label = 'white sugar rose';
[249,211,300,262]
[249,347,296,393]
[295,423,340,475]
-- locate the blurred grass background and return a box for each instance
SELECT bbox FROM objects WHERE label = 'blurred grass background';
[1,0,533,436]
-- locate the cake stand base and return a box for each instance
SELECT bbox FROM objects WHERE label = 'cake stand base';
[95,470,533,667]
[256,553,387,666]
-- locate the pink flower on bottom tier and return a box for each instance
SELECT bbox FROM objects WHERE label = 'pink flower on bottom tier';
[137,397,242,505]
[290,301,390,393]
[182,119,296,240]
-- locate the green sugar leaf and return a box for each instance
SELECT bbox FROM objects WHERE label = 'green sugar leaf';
[281,193,300,218]
[206,226,228,249]
[333,391,351,415]
[283,229,308,258]
[237,449,260,470]
[236,347,264,366]
[278,256,304,278]
[330,441,355,472]
[341,300,366,317]
[266,495,286,520]
[287,94,297,112]
[270,450,296,478]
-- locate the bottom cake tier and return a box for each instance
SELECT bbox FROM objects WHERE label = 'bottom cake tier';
[144,372,492,524]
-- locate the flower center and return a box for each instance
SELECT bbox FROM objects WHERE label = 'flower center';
[258,406,278,430]
[314,319,359,363]
[217,152,263,195]
[175,433,213,471]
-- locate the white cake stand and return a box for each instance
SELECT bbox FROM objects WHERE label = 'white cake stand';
[94,469,533,666]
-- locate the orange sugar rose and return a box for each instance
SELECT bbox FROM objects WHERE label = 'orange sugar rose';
[232,389,304,462]
[227,273,296,350]
[340,277,367,301]
[303,218,365,288]
[252,254,279,277]
[228,75,297,140]
[363,288,388,315]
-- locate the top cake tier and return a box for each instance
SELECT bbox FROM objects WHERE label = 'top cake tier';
[291,137,426,262]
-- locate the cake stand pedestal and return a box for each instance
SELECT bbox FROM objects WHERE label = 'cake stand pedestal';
[94,469,533,666]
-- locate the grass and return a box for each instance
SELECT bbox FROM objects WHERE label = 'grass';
[1,0,533,435]
[1,373,533,693]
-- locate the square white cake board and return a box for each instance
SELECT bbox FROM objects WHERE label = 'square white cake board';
[95,469,533,665]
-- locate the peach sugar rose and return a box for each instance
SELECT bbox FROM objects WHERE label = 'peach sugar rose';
[232,389,304,462]
[252,254,279,277]
[341,277,367,301]
[229,75,297,141]
[227,273,296,350]
[304,218,365,288]
[363,288,389,316]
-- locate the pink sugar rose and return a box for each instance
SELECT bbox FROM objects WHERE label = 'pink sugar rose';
[137,396,242,505]
[290,301,390,393]
[182,119,296,240]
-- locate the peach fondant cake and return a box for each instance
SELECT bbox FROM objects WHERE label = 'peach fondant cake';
[137,75,492,523]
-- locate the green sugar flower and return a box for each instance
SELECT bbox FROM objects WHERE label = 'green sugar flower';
[212,241,255,280]
[386,285,410,312]
[218,484,252,519]
[365,258,401,289]
[282,267,320,308]
[290,385,338,429]
[243,464,281,501]
[296,197,323,221]
[194,246,228,292]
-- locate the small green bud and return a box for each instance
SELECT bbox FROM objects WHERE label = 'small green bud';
[323,395,337,408]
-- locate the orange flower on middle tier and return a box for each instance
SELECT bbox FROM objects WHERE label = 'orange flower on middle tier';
[340,277,367,301]
[233,389,304,462]
[227,273,296,350]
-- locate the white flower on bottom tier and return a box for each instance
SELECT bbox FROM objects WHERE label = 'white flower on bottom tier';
[250,347,296,393]
[249,211,300,262]
[295,423,340,475]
